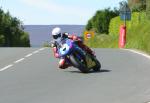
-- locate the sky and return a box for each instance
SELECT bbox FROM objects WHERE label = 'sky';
[0,0,126,25]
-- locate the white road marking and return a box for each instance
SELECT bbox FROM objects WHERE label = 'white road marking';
[25,53,33,57]
[39,48,45,51]
[0,64,13,71]
[33,50,39,54]
[124,49,150,60]
[0,48,45,72]
[14,58,25,63]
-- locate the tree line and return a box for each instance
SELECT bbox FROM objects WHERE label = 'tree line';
[128,0,146,11]
[86,8,119,34]
[86,0,150,34]
[0,8,30,47]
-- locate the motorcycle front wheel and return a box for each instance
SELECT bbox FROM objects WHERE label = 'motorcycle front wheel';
[88,54,101,72]
[70,53,90,73]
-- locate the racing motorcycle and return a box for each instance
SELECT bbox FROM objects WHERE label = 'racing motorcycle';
[56,38,101,73]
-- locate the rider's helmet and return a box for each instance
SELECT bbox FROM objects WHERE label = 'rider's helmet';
[52,27,62,39]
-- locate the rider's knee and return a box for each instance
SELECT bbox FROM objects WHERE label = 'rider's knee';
[59,59,65,69]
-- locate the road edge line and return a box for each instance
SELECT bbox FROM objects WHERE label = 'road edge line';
[123,49,150,60]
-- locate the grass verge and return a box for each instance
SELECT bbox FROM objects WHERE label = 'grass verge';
[85,21,150,55]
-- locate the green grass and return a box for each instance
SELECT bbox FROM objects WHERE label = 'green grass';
[86,21,150,55]
[85,34,118,48]
[126,21,150,54]
[86,12,146,48]
[85,12,150,54]
[109,12,146,37]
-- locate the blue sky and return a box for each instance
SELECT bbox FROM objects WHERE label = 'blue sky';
[1,0,126,25]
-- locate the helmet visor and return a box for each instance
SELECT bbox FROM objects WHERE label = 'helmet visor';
[53,33,61,39]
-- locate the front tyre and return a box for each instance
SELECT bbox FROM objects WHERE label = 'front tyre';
[87,54,101,72]
[93,58,101,72]
[70,54,90,73]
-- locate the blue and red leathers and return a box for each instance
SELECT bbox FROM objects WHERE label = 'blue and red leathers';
[52,33,94,69]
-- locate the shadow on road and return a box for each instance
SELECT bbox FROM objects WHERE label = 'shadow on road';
[65,69,111,74]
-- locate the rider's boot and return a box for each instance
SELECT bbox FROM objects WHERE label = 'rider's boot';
[59,63,71,69]
[59,59,71,69]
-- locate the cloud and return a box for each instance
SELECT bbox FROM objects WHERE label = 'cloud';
[19,0,92,17]
[20,0,61,12]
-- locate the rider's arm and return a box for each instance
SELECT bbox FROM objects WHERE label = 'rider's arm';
[53,47,60,58]
[51,41,60,58]
[62,32,81,41]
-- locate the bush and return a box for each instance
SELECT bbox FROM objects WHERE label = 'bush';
[109,12,146,36]
[85,34,118,48]
[20,32,30,47]
[126,21,150,53]
[0,35,4,46]
[86,12,149,51]
[146,0,150,20]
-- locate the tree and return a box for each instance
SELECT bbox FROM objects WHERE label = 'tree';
[86,8,119,34]
[0,8,5,46]
[0,8,30,47]
[86,19,93,30]
[128,0,146,12]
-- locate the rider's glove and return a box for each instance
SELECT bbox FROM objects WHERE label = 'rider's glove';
[51,43,55,47]
[51,42,56,48]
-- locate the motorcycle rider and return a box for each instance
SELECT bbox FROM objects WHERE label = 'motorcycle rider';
[51,27,95,69]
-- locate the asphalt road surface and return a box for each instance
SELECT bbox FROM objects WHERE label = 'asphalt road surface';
[0,48,150,103]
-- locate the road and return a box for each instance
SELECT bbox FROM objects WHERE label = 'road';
[0,48,150,103]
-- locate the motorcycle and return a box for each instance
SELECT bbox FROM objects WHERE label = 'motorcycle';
[56,38,101,73]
